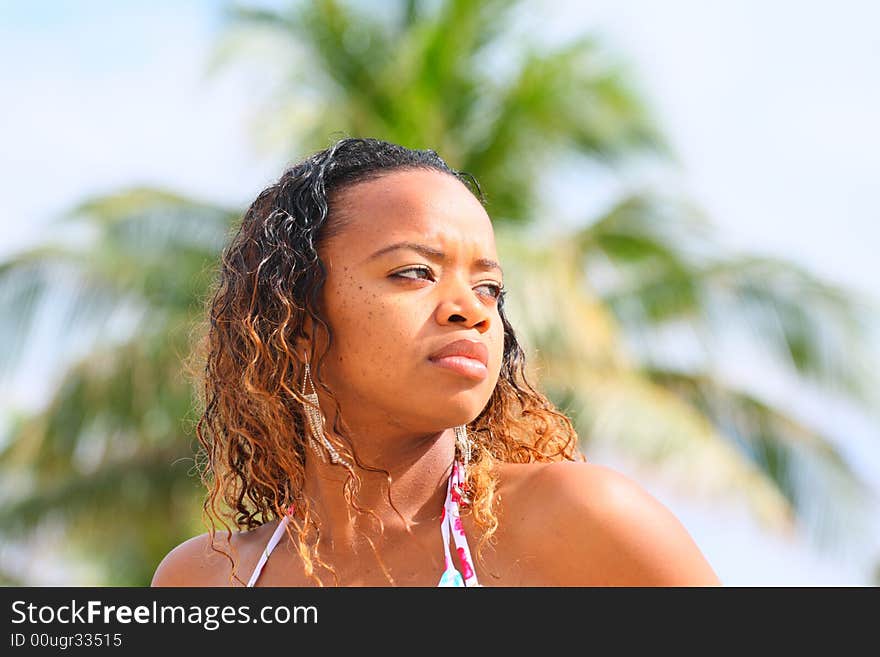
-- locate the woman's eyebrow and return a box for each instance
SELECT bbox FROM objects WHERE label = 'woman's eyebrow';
[365,241,504,276]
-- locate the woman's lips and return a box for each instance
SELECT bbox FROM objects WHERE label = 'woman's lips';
[429,355,489,381]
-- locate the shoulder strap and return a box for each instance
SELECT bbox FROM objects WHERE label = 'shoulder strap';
[246,512,293,587]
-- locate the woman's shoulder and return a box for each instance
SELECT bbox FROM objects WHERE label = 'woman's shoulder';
[150,522,277,587]
[498,460,721,586]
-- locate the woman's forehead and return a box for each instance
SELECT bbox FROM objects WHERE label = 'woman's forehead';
[328,169,497,260]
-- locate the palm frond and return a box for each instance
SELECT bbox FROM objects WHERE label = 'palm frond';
[575,191,714,320]
[0,244,132,379]
[219,1,665,223]
[567,367,797,533]
[0,445,197,535]
[643,367,875,547]
[699,257,875,399]
[0,323,198,476]
[0,446,203,585]
[576,192,876,400]
[0,188,235,381]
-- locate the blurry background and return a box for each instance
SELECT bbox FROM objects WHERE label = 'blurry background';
[1,0,878,586]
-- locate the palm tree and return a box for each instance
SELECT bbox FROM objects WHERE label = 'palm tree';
[0,0,875,585]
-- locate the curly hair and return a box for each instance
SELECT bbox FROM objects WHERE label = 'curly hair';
[189,136,585,586]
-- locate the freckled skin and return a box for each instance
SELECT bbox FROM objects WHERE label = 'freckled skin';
[299,169,505,451]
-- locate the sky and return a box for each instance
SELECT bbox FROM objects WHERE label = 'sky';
[1,1,878,585]
[565,1,880,298]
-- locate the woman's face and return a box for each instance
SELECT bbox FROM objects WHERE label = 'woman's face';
[307,168,505,437]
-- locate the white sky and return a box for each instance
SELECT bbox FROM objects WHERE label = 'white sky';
[1,0,878,585]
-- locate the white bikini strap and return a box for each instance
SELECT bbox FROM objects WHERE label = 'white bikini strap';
[246,514,291,587]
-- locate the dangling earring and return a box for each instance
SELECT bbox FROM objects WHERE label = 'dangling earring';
[454,424,473,505]
[454,424,472,473]
[301,359,352,468]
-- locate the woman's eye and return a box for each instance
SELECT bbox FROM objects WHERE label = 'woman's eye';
[392,267,505,301]
[392,266,434,281]
[477,283,505,300]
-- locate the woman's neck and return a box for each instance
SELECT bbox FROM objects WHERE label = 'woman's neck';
[300,424,456,553]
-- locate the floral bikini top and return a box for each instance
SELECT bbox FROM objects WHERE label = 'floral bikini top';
[246,459,481,587]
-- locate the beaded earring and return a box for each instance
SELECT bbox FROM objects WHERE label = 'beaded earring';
[301,359,352,468]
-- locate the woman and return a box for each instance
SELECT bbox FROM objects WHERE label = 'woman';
[152,137,721,587]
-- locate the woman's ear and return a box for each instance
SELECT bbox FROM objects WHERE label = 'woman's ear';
[294,340,310,363]
[294,313,315,361]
